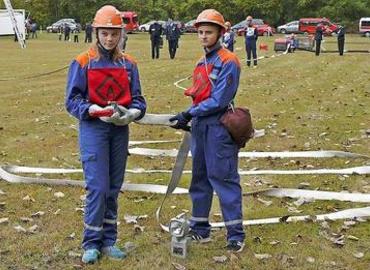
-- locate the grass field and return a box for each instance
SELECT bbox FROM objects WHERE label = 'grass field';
[0,32,369,270]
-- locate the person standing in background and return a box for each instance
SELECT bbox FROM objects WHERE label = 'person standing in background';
[336,25,345,56]
[73,29,79,43]
[64,23,71,41]
[118,26,128,52]
[165,19,181,59]
[244,16,258,68]
[315,23,323,56]
[222,21,235,52]
[85,23,93,43]
[149,21,163,59]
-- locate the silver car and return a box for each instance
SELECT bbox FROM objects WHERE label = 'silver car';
[277,21,299,34]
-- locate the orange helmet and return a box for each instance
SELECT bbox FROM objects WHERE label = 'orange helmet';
[194,9,226,30]
[92,5,123,28]
[225,21,231,29]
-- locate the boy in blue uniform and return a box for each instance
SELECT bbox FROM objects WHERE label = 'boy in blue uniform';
[65,5,146,264]
[170,9,245,253]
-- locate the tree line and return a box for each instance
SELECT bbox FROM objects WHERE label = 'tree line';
[1,0,369,31]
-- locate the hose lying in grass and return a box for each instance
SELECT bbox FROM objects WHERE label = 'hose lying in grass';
[0,65,69,81]
[128,147,369,159]
[1,165,369,229]
[122,166,370,175]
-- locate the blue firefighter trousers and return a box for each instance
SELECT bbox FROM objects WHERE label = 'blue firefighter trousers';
[79,119,129,250]
[189,117,245,242]
[246,40,257,66]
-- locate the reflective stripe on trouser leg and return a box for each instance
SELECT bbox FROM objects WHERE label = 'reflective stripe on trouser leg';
[253,58,258,66]
[103,125,129,247]
[189,120,212,238]
[80,120,111,250]
[205,123,245,242]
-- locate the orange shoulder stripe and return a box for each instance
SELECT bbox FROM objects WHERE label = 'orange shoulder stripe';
[122,53,137,65]
[75,48,96,67]
[217,48,240,67]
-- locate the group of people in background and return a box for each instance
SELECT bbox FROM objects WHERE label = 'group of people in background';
[148,19,181,59]
[315,23,346,56]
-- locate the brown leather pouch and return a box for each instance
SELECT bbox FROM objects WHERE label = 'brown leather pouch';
[220,107,254,148]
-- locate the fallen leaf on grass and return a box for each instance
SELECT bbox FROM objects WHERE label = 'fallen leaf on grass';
[134,224,145,233]
[28,224,39,234]
[68,251,81,258]
[332,235,345,247]
[138,215,148,220]
[298,182,311,189]
[347,235,359,241]
[123,242,137,253]
[253,236,262,243]
[319,221,330,230]
[124,214,138,224]
[277,253,294,265]
[54,209,61,215]
[172,262,186,270]
[54,192,65,198]
[293,197,315,207]
[31,211,45,218]
[353,252,364,259]
[343,220,356,227]
[306,257,315,263]
[304,215,317,223]
[213,255,228,263]
[14,225,27,233]
[75,208,84,214]
[22,195,35,202]
[254,253,272,260]
[0,217,9,224]
[287,207,303,213]
[269,240,280,246]
[67,232,76,240]
[257,198,273,206]
[0,189,5,195]
[20,217,33,223]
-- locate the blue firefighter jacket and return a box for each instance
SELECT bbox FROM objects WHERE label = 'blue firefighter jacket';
[187,44,240,119]
[65,47,146,120]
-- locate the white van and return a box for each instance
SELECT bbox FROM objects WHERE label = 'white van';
[359,17,370,37]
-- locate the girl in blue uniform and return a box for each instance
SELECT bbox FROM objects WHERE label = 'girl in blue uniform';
[65,5,146,263]
[170,9,245,253]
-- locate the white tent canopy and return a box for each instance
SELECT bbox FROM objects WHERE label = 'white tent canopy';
[0,9,25,39]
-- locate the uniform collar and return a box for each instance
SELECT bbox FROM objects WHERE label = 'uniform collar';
[97,43,115,60]
[204,41,222,56]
